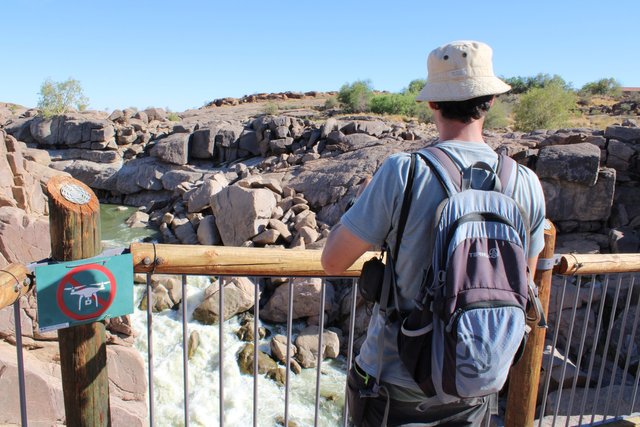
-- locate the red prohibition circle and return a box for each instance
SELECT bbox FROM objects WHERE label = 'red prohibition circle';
[56,263,117,321]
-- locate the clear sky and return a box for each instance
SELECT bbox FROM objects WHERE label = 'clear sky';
[3,0,639,112]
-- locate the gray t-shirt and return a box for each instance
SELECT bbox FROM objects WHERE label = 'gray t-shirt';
[341,141,546,397]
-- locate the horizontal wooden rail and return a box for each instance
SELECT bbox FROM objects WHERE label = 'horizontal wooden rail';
[130,243,379,277]
[555,253,640,275]
[0,263,30,311]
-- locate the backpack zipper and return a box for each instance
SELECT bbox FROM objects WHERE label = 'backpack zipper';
[445,302,525,333]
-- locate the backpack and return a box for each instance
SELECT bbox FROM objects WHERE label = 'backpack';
[394,146,541,403]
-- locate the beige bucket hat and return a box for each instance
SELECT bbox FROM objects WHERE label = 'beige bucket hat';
[416,40,511,102]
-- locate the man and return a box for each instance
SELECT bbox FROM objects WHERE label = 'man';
[321,40,546,426]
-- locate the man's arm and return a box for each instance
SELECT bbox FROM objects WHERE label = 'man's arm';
[527,256,538,279]
[321,224,373,276]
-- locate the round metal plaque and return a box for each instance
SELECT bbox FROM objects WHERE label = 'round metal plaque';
[60,184,91,205]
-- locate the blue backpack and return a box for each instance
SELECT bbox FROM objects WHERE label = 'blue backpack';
[392,146,544,402]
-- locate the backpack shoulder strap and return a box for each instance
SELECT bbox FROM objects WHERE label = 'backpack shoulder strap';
[497,153,519,198]
[392,153,416,261]
[415,147,459,196]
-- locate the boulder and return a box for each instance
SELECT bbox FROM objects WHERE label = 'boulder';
[541,168,616,223]
[186,174,228,213]
[604,125,640,143]
[536,143,601,186]
[260,278,334,323]
[49,159,121,191]
[150,133,191,165]
[0,207,51,267]
[196,215,222,246]
[115,157,170,195]
[211,186,276,246]
[294,325,340,368]
[192,277,255,324]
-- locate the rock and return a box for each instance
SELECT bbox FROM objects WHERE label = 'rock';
[144,107,167,122]
[186,174,228,213]
[115,157,170,194]
[294,325,340,368]
[49,159,121,191]
[211,186,276,246]
[609,227,640,253]
[604,125,640,143]
[125,211,149,228]
[150,133,191,165]
[260,278,334,322]
[193,277,255,324]
[0,207,51,267]
[536,143,601,186]
[252,229,280,245]
[236,343,283,384]
[161,170,204,191]
[541,168,616,223]
[191,128,216,159]
[172,217,199,244]
[196,215,222,246]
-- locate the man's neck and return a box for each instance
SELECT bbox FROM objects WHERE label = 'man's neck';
[437,117,485,143]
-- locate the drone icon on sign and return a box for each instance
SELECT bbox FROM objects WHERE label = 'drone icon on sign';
[65,281,110,311]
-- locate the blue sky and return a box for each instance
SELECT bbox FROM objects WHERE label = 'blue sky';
[3,0,638,112]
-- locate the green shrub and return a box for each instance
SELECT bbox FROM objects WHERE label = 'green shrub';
[370,93,414,115]
[513,83,578,131]
[579,78,622,98]
[403,79,426,95]
[167,112,181,121]
[323,97,338,110]
[337,80,373,113]
[263,102,279,115]
[484,98,511,129]
[502,73,571,94]
[37,77,89,118]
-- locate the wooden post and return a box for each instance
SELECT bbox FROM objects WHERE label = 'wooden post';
[505,220,556,427]
[46,176,111,427]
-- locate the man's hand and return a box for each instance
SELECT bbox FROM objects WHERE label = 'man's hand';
[321,224,372,276]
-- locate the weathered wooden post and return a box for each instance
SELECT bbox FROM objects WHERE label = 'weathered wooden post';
[505,220,556,426]
[46,176,111,427]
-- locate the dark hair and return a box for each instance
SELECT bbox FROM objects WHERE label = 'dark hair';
[434,95,494,123]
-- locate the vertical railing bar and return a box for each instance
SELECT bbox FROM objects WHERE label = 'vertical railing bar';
[616,276,639,417]
[630,335,640,420]
[603,273,635,421]
[590,274,624,425]
[343,279,358,427]
[219,276,225,427]
[13,301,28,427]
[284,278,294,427]
[146,273,155,427]
[553,275,582,426]
[565,274,597,426]
[181,274,190,427]
[578,274,611,426]
[314,279,327,427]
[253,277,259,427]
[538,275,568,427]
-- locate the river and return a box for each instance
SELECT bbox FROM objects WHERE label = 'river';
[100,204,348,426]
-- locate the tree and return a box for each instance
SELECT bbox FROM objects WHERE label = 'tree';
[502,73,571,94]
[513,82,578,131]
[580,78,622,97]
[337,80,373,113]
[38,78,89,118]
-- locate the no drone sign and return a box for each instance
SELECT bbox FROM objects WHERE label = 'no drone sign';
[35,254,134,332]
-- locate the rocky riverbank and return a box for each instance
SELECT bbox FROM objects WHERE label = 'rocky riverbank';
[1,95,639,425]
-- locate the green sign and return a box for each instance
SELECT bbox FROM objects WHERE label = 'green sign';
[35,254,134,332]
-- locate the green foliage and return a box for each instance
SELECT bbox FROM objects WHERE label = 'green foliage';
[484,98,511,129]
[403,79,426,95]
[513,82,578,131]
[369,92,432,123]
[263,101,279,115]
[167,112,181,121]
[502,73,571,94]
[337,80,373,113]
[579,78,622,97]
[323,97,338,110]
[37,78,89,118]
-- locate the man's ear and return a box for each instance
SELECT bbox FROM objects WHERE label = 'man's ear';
[489,96,496,107]
[428,102,439,110]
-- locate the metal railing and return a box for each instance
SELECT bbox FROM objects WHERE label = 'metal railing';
[2,247,640,426]
[536,253,640,426]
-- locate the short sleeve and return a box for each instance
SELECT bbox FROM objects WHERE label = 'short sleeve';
[340,154,411,246]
